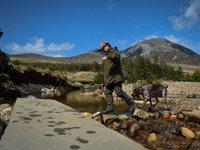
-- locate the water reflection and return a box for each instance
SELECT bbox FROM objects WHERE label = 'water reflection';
[2,90,132,114]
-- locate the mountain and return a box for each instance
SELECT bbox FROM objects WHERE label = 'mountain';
[121,38,200,65]
[9,49,104,64]
[9,38,200,65]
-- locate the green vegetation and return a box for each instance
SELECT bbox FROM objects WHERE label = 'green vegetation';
[12,60,102,72]
[121,54,200,83]
[0,72,9,82]
[11,54,200,84]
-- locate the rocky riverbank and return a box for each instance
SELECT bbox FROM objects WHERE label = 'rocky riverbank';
[81,81,200,149]
[82,108,200,149]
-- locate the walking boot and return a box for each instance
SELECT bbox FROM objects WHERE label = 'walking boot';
[100,109,115,115]
[129,100,135,113]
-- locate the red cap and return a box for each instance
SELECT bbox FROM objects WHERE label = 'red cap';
[99,41,109,51]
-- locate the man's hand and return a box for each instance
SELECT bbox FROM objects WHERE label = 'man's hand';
[102,56,108,61]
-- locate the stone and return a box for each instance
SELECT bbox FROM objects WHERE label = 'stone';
[148,112,156,118]
[102,114,119,124]
[82,112,92,118]
[178,113,185,120]
[107,124,116,130]
[118,114,128,121]
[187,94,196,98]
[0,107,12,125]
[133,108,149,120]
[169,115,177,121]
[149,123,160,133]
[127,123,143,138]
[182,109,200,124]
[196,131,200,140]
[138,130,149,140]
[154,112,160,118]
[92,111,101,118]
[0,104,10,111]
[162,113,171,119]
[148,133,157,141]
[94,115,102,124]
[169,127,181,135]
[180,127,196,139]
[118,121,128,130]
[0,119,5,139]
[94,89,102,96]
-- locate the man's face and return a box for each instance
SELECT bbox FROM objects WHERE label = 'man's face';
[103,45,109,52]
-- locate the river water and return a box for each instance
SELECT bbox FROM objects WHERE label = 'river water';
[1,90,130,114]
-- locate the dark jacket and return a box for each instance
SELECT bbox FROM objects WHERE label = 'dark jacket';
[103,47,124,86]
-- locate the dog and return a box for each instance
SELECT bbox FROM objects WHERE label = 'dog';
[132,84,168,111]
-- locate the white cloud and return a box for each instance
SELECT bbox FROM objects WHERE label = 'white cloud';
[168,16,186,30]
[4,37,74,54]
[145,34,158,40]
[46,53,65,57]
[169,0,200,30]
[164,35,183,43]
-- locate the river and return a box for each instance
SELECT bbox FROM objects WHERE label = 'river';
[1,90,130,114]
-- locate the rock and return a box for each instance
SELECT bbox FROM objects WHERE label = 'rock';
[102,114,119,124]
[132,108,149,120]
[187,94,196,98]
[172,137,191,149]
[139,130,149,140]
[26,95,37,99]
[92,111,101,118]
[162,113,171,119]
[107,123,116,130]
[0,104,11,111]
[148,133,157,141]
[177,113,185,120]
[127,123,143,138]
[148,112,156,118]
[154,112,160,118]
[169,127,181,135]
[0,107,12,125]
[82,112,92,118]
[118,114,128,121]
[180,127,196,139]
[2,107,12,114]
[94,89,102,96]
[169,115,177,121]
[0,119,5,139]
[0,80,22,99]
[128,117,137,122]
[118,121,128,130]
[149,123,160,133]
[181,109,200,124]
[94,115,102,124]
[196,131,200,140]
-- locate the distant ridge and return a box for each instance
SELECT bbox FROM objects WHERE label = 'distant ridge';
[9,38,200,65]
[121,38,200,65]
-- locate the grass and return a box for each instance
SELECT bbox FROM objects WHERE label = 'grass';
[169,63,200,74]
[66,71,97,83]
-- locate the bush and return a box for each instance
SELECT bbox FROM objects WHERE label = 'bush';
[0,72,9,82]
[93,72,104,84]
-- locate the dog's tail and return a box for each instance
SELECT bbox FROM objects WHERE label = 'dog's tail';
[162,84,168,88]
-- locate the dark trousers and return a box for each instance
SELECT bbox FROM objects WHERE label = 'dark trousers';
[104,82,132,111]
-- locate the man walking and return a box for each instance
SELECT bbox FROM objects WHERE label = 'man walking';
[99,41,135,115]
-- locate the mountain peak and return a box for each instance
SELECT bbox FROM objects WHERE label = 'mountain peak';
[121,38,200,65]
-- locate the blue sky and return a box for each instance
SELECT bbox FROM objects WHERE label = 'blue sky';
[0,0,200,57]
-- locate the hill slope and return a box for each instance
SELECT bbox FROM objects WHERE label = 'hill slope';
[9,38,200,66]
[121,38,200,65]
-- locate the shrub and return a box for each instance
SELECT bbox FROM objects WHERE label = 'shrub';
[0,72,9,82]
[93,72,104,84]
